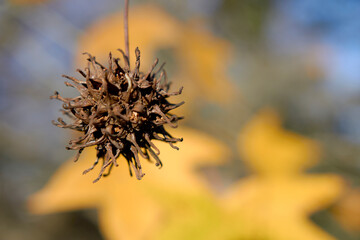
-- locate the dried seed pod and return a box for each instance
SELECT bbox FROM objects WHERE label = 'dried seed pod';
[51,48,184,182]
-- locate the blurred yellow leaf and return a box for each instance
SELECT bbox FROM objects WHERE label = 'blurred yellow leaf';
[28,128,228,240]
[154,191,248,240]
[223,108,344,240]
[77,4,180,69]
[175,20,234,103]
[76,4,235,104]
[240,108,321,177]
[333,188,360,232]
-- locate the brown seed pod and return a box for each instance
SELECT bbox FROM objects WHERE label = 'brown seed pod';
[51,47,184,182]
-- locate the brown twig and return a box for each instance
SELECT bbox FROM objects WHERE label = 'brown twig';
[124,0,130,63]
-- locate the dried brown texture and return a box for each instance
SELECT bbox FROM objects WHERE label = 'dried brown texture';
[51,48,184,182]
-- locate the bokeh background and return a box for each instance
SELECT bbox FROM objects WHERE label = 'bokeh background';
[1,0,360,239]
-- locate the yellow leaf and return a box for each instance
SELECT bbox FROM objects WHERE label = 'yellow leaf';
[76,4,235,104]
[28,127,228,240]
[175,20,235,103]
[240,108,321,177]
[333,188,360,232]
[154,192,247,240]
[223,108,344,240]
[77,4,180,69]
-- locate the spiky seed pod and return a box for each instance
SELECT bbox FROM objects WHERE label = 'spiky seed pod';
[51,48,184,182]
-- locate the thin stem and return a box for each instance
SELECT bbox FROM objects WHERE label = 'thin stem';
[124,0,130,63]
